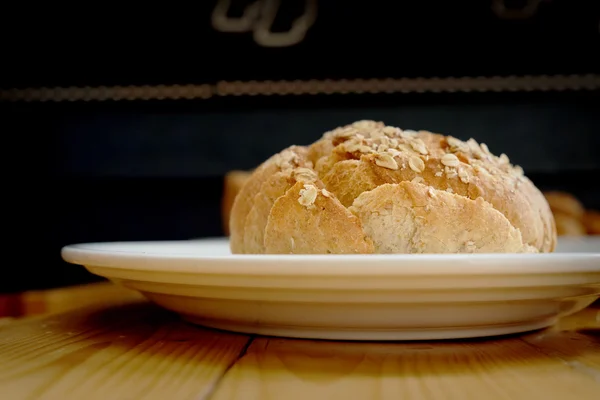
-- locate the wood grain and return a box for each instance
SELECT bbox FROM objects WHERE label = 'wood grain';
[212,334,600,400]
[1,282,600,400]
[211,305,600,400]
[0,281,143,318]
[19,281,144,316]
[521,306,600,375]
[0,301,251,400]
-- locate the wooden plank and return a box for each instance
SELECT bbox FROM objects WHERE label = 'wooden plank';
[0,301,251,400]
[19,281,143,317]
[521,306,600,374]
[1,281,143,319]
[2,282,600,400]
[0,293,22,318]
[211,334,600,400]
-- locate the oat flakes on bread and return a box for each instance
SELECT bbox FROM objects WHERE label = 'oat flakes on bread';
[229,120,557,254]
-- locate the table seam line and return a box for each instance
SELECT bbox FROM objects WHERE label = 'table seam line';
[518,337,600,384]
[196,334,255,400]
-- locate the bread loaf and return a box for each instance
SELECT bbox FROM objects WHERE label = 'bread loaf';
[553,213,587,236]
[541,191,600,236]
[229,120,556,254]
[222,170,253,236]
[583,210,600,235]
[543,191,585,220]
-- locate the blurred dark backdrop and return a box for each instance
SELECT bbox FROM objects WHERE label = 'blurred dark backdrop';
[1,0,599,292]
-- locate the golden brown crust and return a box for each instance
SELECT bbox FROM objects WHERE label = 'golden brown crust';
[264,181,374,254]
[554,213,587,236]
[229,155,279,253]
[222,170,252,236]
[544,191,586,219]
[349,182,526,253]
[583,210,600,235]
[229,120,557,254]
[243,171,296,253]
[229,145,308,253]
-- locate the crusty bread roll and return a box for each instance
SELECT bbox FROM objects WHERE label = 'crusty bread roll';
[554,213,587,236]
[229,120,556,254]
[583,210,600,235]
[543,191,585,220]
[222,170,253,236]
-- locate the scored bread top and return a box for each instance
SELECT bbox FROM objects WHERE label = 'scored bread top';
[229,120,556,254]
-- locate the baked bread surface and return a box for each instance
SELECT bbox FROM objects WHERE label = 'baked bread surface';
[222,170,253,236]
[229,120,556,254]
[583,210,600,235]
[544,191,585,220]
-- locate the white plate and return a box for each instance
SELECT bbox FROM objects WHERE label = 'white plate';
[61,237,600,341]
[555,236,600,253]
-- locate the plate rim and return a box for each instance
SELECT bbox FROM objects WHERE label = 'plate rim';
[61,239,600,277]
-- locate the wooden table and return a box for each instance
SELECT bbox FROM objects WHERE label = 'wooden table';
[1,282,599,400]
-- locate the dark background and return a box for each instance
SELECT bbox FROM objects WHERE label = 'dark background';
[1,0,599,292]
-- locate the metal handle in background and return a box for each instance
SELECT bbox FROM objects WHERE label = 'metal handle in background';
[491,0,545,20]
[252,0,318,47]
[211,0,262,33]
[211,0,318,47]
